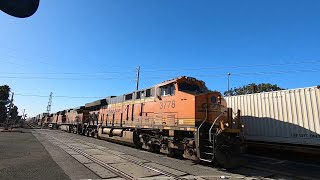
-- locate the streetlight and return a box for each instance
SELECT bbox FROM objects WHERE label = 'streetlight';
[227,73,231,95]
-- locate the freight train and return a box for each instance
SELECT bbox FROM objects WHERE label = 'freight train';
[225,86,320,154]
[35,76,245,168]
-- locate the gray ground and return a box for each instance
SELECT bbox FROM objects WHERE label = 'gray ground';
[1,128,319,180]
[0,129,70,180]
[33,130,100,180]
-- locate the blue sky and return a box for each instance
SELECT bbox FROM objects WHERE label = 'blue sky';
[1,1,320,117]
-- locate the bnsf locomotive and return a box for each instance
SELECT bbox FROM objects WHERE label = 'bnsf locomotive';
[42,76,245,168]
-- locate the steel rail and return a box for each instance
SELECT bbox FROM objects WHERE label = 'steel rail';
[49,135,135,180]
[47,132,186,180]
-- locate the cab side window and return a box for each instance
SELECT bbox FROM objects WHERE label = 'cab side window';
[160,84,175,96]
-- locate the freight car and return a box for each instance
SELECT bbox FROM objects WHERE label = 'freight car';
[39,76,245,168]
[225,86,320,153]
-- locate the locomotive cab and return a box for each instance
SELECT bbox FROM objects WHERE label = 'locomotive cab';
[175,77,245,168]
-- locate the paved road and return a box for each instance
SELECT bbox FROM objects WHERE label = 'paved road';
[0,129,70,180]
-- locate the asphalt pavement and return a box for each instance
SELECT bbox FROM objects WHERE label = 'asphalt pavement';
[0,129,70,180]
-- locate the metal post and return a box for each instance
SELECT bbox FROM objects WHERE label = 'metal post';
[227,73,231,95]
[136,66,140,91]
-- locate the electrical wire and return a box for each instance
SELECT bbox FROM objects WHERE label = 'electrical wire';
[0,46,139,70]
[14,93,104,99]
[0,57,136,75]
[0,76,136,80]
[141,60,320,73]
[0,68,319,81]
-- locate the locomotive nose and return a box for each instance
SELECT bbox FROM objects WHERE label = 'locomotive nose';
[195,92,226,126]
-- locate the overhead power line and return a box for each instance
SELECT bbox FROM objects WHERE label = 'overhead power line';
[0,71,136,75]
[0,76,135,80]
[0,57,136,75]
[141,60,320,73]
[0,68,319,81]
[232,68,320,76]
[138,68,320,79]
[15,93,104,99]
[0,46,139,70]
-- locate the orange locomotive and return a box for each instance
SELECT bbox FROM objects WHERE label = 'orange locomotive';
[60,106,97,135]
[96,76,244,168]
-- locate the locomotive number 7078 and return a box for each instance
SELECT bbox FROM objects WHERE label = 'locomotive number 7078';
[160,100,175,109]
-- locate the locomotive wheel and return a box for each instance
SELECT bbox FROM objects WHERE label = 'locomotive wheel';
[214,145,235,169]
[167,148,175,157]
[148,144,155,152]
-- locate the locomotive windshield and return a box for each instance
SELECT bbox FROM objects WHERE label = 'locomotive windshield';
[178,83,200,92]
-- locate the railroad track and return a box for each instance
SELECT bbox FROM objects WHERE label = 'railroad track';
[46,132,186,180]
[38,130,319,180]
[241,154,320,180]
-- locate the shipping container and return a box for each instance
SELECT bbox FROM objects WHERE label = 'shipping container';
[225,86,320,147]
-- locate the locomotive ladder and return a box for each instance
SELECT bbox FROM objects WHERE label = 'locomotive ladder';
[197,111,225,162]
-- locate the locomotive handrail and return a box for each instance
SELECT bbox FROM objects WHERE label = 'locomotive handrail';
[196,107,208,158]
[198,107,208,130]
[209,111,225,143]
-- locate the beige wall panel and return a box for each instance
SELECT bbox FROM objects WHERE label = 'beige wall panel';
[225,87,320,146]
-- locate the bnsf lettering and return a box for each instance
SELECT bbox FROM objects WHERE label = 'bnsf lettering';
[201,103,220,110]
[160,100,175,109]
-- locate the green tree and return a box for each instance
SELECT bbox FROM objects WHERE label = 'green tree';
[10,106,19,124]
[224,83,285,96]
[0,85,10,123]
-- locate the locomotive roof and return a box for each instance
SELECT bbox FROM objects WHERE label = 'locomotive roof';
[72,106,84,110]
[158,76,204,86]
[85,98,107,108]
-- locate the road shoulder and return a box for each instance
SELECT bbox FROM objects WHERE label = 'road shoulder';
[0,130,70,180]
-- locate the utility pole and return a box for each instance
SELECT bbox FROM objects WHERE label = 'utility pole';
[132,66,140,122]
[227,73,231,95]
[136,66,140,91]
[46,92,53,114]
[5,92,14,130]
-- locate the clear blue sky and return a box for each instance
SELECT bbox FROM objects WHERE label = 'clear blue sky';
[1,1,319,117]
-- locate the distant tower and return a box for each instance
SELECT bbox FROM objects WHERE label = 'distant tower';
[46,92,53,114]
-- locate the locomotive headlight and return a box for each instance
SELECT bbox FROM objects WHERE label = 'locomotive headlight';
[224,123,229,127]
[217,95,221,104]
